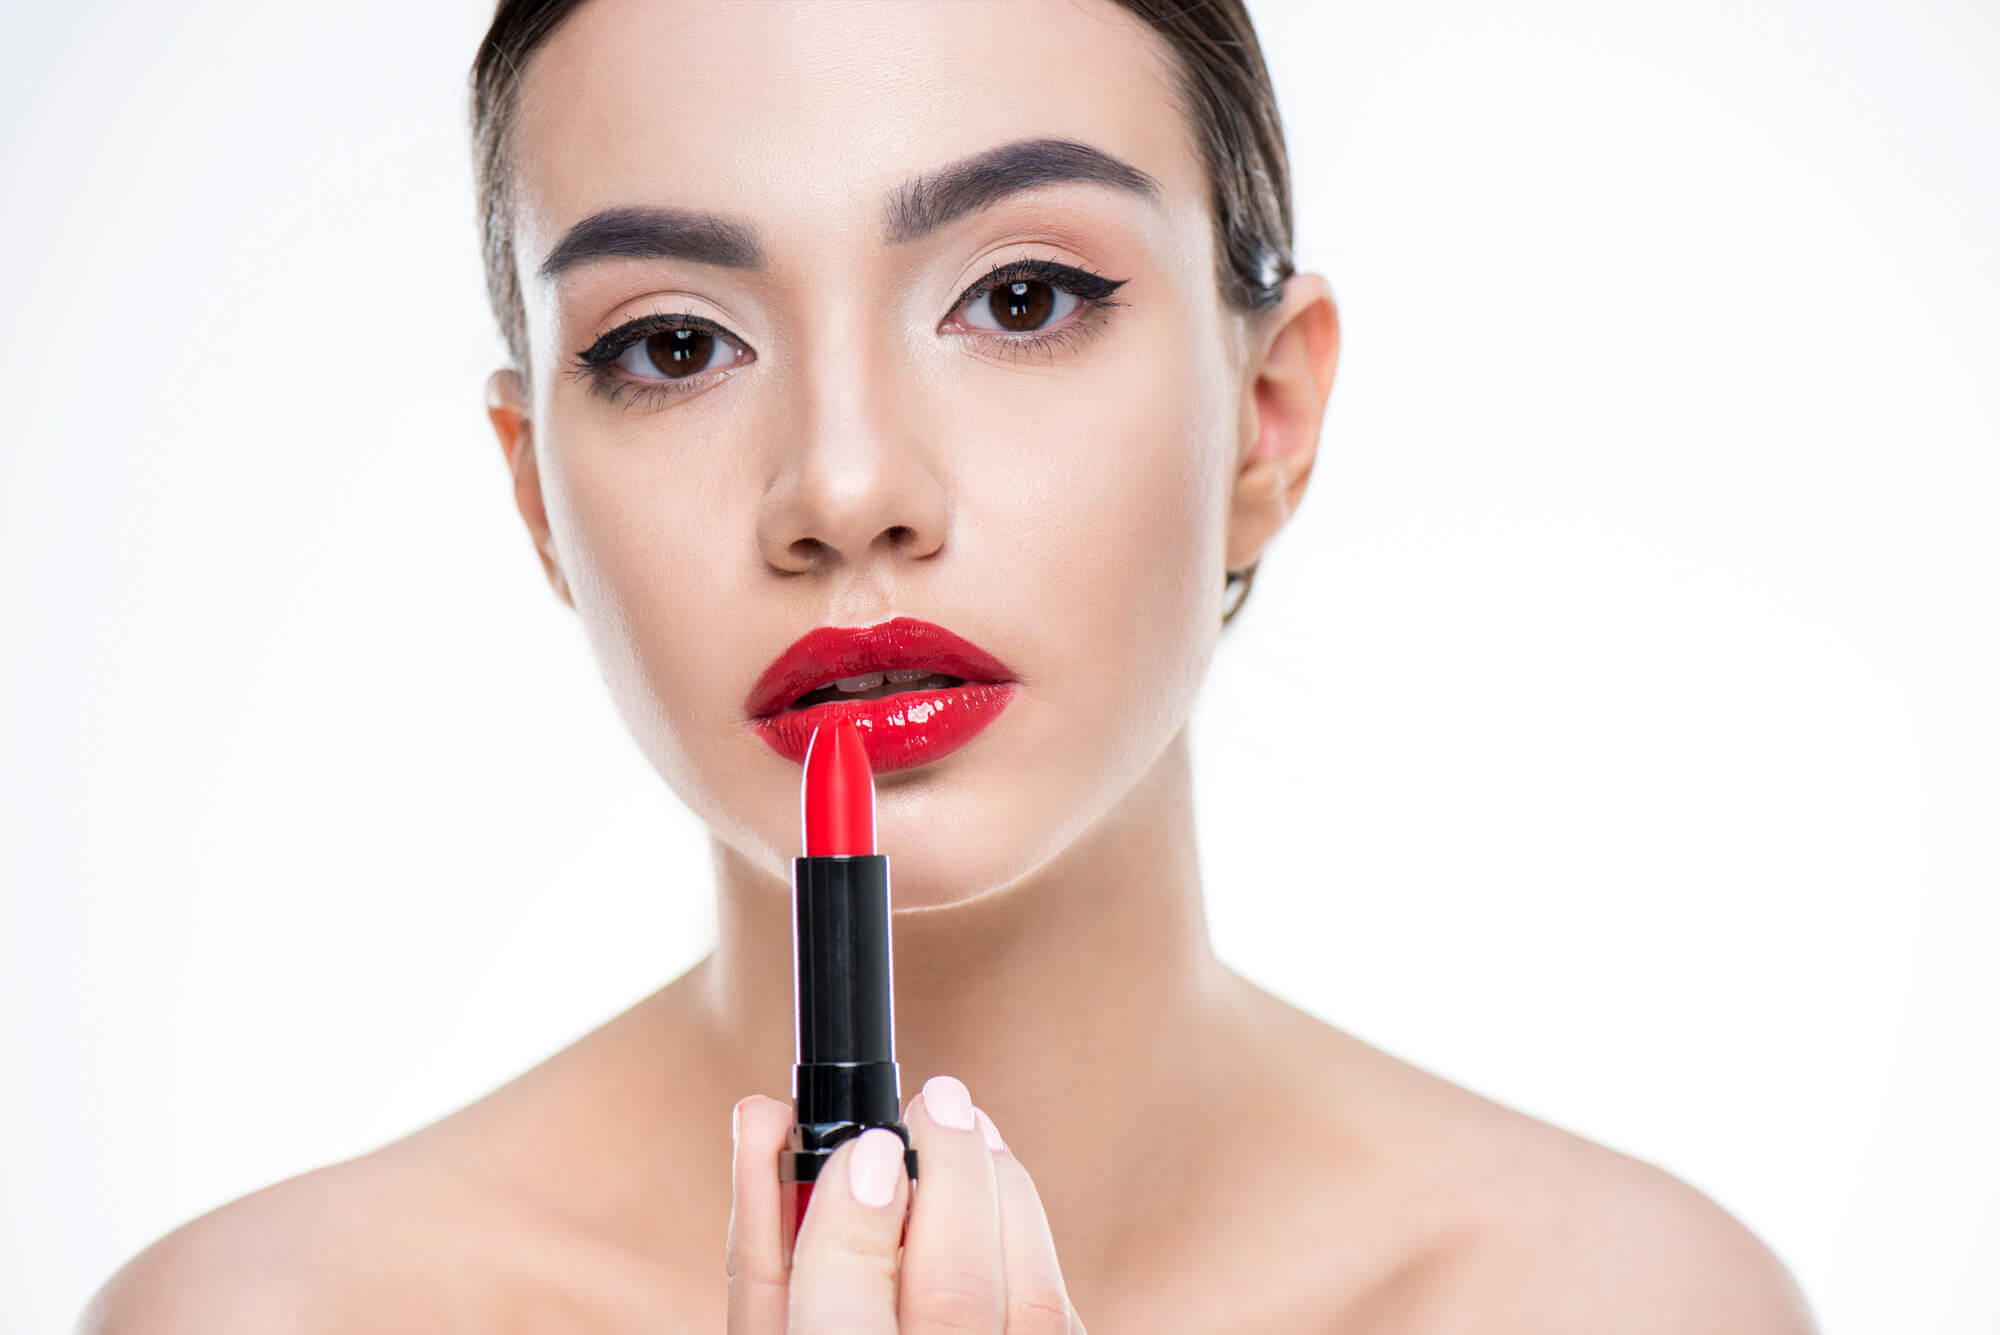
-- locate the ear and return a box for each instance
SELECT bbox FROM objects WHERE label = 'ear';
[1225,272,1340,576]
[485,367,574,610]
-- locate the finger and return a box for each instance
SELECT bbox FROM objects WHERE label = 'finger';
[976,1108,1084,1335]
[898,1075,1006,1333]
[725,1095,795,1335]
[786,1127,910,1334]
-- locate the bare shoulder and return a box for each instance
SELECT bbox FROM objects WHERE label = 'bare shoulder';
[76,1134,684,1334]
[76,1156,407,1334]
[1408,1142,1818,1333]
[1226,978,1817,1333]
[76,989,719,1333]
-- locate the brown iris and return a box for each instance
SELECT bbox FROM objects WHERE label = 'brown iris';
[986,279,1055,332]
[646,326,713,378]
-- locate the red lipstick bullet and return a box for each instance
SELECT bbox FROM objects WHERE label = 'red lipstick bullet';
[780,717,918,1253]
[801,714,877,857]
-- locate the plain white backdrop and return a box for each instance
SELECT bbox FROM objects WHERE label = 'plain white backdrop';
[4,0,1995,1329]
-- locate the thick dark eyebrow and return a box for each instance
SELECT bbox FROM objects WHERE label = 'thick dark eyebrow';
[881,136,1161,243]
[536,207,766,282]
[535,137,1161,284]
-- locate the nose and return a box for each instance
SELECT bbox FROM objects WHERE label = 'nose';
[755,365,949,580]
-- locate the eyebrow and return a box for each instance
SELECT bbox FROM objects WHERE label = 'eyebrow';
[534,136,1161,284]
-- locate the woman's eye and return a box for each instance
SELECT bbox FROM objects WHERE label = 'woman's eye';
[957,277,1082,335]
[945,260,1129,355]
[566,313,754,411]
[611,325,746,381]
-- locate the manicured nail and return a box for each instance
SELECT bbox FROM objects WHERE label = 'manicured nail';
[850,1128,904,1207]
[974,1107,1007,1153]
[922,1075,975,1130]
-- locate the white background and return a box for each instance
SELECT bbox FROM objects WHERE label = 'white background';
[4,1,1994,1329]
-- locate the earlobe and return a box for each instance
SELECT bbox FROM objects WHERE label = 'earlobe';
[1224,275,1341,575]
[483,367,574,610]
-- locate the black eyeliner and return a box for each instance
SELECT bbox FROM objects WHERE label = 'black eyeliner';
[952,256,1128,311]
[572,311,735,371]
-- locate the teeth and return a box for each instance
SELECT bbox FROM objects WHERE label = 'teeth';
[831,672,887,692]
[825,667,946,692]
[788,669,968,710]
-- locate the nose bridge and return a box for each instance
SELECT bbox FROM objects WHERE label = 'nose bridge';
[795,269,899,441]
[761,271,943,573]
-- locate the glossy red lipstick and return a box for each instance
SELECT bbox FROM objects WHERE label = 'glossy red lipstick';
[746,616,1020,774]
[779,716,918,1253]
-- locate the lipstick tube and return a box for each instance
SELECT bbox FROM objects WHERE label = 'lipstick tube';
[778,718,919,1254]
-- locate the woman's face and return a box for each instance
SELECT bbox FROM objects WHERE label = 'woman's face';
[500,0,1254,907]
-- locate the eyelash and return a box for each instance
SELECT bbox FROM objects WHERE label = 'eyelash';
[563,256,1131,413]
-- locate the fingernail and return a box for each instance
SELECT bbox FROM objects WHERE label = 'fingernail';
[731,1098,744,1143]
[922,1074,975,1130]
[850,1128,904,1207]
[974,1107,1007,1153]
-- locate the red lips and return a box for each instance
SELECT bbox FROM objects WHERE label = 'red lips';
[745,616,1020,773]
[743,616,1015,719]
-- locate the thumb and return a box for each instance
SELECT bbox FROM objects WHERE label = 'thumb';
[784,1128,910,1334]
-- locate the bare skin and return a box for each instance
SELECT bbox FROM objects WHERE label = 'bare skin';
[82,1,1815,1330]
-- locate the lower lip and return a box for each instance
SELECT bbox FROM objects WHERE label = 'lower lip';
[750,681,1019,772]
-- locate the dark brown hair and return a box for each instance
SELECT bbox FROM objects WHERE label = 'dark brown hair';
[469,0,1294,626]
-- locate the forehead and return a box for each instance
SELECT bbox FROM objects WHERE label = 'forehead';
[508,0,1208,276]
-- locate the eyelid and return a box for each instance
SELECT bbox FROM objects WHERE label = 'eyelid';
[576,311,745,368]
[945,256,1126,325]
[562,311,752,410]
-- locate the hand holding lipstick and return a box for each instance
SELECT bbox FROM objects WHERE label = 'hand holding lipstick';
[726,1077,1088,1334]
[730,719,1085,1329]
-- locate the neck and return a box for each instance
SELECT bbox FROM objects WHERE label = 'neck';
[687,723,1244,1273]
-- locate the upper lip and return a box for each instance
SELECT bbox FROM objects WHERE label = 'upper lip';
[745,615,1015,718]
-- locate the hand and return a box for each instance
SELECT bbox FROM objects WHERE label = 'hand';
[726,1074,1087,1333]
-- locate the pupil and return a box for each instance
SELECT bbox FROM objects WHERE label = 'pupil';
[989,279,1053,332]
[647,327,712,378]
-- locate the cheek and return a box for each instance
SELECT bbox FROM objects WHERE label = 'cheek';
[974,337,1232,738]
[538,432,734,772]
